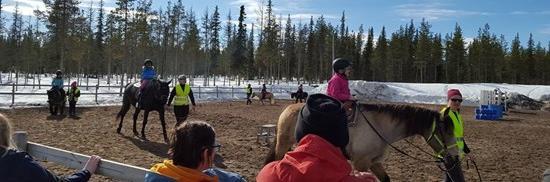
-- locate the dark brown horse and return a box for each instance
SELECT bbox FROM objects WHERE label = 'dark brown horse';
[47,89,66,115]
[266,103,465,182]
[116,79,171,143]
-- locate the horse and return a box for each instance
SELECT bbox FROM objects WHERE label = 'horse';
[251,92,275,105]
[265,103,464,182]
[47,88,66,115]
[290,92,308,103]
[116,79,172,143]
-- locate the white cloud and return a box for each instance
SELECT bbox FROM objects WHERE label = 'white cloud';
[539,25,550,35]
[3,0,46,16]
[395,3,490,21]
[510,11,528,15]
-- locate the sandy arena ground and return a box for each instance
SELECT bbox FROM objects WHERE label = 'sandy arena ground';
[2,100,549,181]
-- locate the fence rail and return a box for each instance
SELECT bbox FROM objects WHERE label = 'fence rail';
[14,131,148,182]
[1,82,290,107]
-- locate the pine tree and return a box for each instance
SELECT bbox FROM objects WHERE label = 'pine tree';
[509,33,522,83]
[373,27,388,81]
[231,5,247,79]
[95,0,105,75]
[283,14,296,81]
[246,23,255,79]
[525,33,536,83]
[361,27,374,80]
[414,19,431,82]
[6,2,23,70]
[209,6,221,75]
[446,23,466,83]
[431,34,443,82]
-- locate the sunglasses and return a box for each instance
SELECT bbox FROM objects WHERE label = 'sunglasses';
[451,98,463,103]
[209,144,222,152]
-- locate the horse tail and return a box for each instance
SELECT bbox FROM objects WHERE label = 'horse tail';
[116,84,134,120]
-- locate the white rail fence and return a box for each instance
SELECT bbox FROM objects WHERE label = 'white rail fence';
[13,131,149,182]
[1,83,287,107]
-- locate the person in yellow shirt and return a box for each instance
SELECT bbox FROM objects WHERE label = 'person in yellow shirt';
[167,75,196,126]
[144,120,245,182]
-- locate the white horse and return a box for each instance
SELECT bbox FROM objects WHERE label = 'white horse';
[265,103,463,182]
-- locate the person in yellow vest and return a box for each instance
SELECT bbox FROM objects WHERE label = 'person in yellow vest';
[67,81,81,116]
[245,84,252,105]
[440,89,473,182]
[168,75,196,126]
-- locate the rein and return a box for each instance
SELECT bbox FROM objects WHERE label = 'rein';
[358,107,483,181]
[358,110,443,163]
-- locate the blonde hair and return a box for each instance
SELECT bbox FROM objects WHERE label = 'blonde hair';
[0,113,15,149]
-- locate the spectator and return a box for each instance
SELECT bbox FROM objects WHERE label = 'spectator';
[0,113,102,182]
[145,120,245,182]
[256,94,377,182]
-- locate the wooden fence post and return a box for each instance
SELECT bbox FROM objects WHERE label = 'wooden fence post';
[95,84,99,104]
[119,75,124,96]
[216,86,219,98]
[38,73,41,89]
[198,86,201,98]
[231,86,234,98]
[11,82,15,107]
[14,131,28,152]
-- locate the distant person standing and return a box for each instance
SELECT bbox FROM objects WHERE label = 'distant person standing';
[67,81,81,116]
[246,84,253,105]
[168,75,196,126]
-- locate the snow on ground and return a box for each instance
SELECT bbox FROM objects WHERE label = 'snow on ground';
[1,72,550,108]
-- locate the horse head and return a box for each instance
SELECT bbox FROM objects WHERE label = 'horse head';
[157,79,172,105]
[421,111,465,182]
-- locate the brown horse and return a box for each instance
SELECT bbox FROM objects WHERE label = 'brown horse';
[265,103,464,182]
[251,92,275,105]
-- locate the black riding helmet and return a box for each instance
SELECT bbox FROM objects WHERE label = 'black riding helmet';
[332,58,352,73]
[144,59,153,66]
[55,70,62,76]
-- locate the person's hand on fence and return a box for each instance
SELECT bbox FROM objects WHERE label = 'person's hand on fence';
[83,155,102,174]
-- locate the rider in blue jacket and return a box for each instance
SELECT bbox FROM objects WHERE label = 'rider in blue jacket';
[138,59,157,108]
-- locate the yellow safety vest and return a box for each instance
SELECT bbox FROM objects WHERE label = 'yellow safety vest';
[439,107,465,159]
[246,87,252,94]
[67,88,80,102]
[173,84,191,106]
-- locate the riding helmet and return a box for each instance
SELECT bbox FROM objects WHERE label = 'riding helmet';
[332,58,352,72]
[56,70,62,75]
[144,59,153,66]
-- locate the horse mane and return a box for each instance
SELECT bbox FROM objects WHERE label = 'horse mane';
[361,104,443,135]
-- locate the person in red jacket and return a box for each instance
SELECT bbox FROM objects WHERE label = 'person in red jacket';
[327,58,355,110]
[256,94,377,182]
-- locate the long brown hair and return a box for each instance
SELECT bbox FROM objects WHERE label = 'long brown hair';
[0,113,15,149]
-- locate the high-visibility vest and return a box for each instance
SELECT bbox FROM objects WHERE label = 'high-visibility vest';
[440,107,465,158]
[173,84,191,106]
[246,87,252,94]
[67,88,80,102]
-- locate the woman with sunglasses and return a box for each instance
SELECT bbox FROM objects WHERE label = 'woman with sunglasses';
[440,89,474,182]
[145,120,245,182]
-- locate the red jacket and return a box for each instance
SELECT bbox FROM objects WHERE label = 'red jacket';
[327,73,352,102]
[256,134,375,182]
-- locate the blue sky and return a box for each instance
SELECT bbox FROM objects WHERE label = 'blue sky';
[2,0,550,47]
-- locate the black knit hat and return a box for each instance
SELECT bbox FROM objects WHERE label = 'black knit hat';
[295,94,349,153]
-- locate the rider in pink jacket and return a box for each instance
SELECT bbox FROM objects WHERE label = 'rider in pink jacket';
[327,58,354,109]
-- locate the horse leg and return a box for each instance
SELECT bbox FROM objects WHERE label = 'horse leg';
[370,163,390,182]
[141,111,149,140]
[159,110,169,143]
[60,102,65,115]
[132,108,141,136]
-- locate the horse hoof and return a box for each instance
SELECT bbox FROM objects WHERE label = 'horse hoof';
[116,128,121,134]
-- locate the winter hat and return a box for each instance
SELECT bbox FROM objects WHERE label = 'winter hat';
[71,81,77,87]
[447,89,462,100]
[295,94,349,152]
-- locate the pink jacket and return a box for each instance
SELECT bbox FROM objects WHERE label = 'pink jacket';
[327,73,352,102]
[256,134,376,182]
